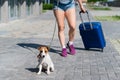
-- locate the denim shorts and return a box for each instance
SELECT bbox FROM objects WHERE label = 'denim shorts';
[53,1,75,11]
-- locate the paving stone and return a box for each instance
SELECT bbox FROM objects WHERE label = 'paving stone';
[0,7,120,80]
[100,74,109,80]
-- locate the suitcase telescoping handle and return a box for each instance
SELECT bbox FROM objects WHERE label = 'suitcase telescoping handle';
[79,11,93,30]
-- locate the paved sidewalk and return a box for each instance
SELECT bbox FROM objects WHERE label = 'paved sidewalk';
[0,7,120,80]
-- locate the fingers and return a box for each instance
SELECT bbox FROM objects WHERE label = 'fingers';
[81,7,86,13]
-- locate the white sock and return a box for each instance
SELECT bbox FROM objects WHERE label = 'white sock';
[62,45,66,49]
[69,41,73,45]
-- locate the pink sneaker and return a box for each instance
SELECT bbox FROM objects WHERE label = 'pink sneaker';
[67,43,76,55]
[61,48,67,57]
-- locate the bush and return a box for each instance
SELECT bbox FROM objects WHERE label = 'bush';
[43,4,53,10]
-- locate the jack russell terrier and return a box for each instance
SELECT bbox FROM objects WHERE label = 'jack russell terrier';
[37,46,54,75]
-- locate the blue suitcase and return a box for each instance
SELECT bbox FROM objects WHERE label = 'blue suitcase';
[79,11,106,51]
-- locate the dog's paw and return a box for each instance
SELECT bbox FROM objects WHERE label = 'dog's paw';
[51,68,54,72]
[46,71,50,75]
[37,72,41,75]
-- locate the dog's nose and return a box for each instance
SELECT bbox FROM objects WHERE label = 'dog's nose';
[43,55,45,58]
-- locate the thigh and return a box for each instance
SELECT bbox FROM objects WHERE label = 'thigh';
[53,10,65,29]
[65,8,76,28]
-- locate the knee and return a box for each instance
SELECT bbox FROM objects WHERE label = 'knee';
[69,26,76,31]
[58,25,65,32]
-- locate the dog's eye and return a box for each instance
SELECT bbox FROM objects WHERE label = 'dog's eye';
[40,51,42,53]
[45,51,47,53]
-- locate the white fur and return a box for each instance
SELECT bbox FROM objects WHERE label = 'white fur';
[37,48,54,75]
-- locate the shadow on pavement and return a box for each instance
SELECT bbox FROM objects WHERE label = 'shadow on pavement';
[75,47,104,52]
[17,43,40,49]
[17,43,61,54]
[25,68,39,73]
[25,68,48,74]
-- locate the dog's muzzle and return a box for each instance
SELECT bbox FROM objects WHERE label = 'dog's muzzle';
[42,55,45,58]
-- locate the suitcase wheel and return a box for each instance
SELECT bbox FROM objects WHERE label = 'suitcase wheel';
[85,48,89,50]
[101,48,103,52]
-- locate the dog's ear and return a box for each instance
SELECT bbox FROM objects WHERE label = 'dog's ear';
[37,46,41,50]
[46,46,50,51]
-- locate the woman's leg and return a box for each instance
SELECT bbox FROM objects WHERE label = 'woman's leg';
[65,8,76,43]
[65,8,76,54]
[54,10,66,48]
[54,10,68,57]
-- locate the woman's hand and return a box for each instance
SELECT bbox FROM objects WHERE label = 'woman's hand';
[77,0,86,13]
[80,6,86,13]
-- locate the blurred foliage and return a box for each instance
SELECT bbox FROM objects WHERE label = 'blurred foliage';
[43,4,53,10]
[95,15,120,21]
[88,0,107,2]
[91,6,111,10]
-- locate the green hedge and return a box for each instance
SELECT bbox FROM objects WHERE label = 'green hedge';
[43,4,53,10]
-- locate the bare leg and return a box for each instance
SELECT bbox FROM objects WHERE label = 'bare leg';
[54,10,66,48]
[65,8,76,55]
[65,8,76,42]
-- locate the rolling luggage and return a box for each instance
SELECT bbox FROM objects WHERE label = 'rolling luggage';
[79,11,106,52]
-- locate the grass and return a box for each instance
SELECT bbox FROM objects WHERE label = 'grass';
[42,10,47,13]
[95,15,120,21]
[91,7,111,10]
[87,3,111,11]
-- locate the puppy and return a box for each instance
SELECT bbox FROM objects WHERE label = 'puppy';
[37,46,54,75]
